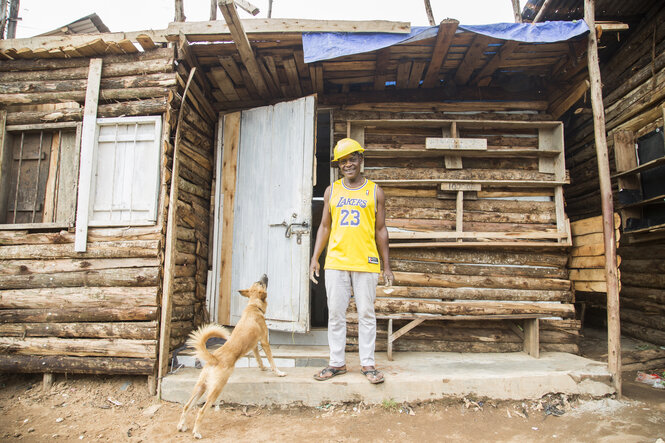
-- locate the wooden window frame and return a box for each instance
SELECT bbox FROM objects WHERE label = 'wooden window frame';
[0,121,81,230]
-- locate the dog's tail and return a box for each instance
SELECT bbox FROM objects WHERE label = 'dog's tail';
[186,324,231,366]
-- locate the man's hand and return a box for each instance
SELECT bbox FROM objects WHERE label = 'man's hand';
[309,259,320,284]
[383,268,394,287]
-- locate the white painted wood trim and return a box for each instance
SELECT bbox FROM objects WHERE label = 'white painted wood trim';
[208,113,225,323]
[74,58,103,252]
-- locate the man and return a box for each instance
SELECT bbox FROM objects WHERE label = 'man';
[309,138,394,384]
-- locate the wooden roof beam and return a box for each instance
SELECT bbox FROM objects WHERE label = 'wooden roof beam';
[234,0,260,16]
[470,40,519,86]
[421,19,458,89]
[218,0,271,99]
[166,19,411,40]
[454,34,493,86]
[373,48,391,91]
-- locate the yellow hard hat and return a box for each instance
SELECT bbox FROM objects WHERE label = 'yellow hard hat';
[332,138,364,163]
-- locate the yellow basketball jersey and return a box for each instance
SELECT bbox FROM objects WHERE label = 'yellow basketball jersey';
[324,178,381,273]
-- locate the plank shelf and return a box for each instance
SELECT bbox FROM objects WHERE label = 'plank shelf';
[624,221,665,235]
[618,193,665,209]
[612,155,665,179]
[373,178,569,187]
[364,148,562,158]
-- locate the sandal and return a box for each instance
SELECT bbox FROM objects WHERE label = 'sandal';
[313,367,347,381]
[361,369,385,384]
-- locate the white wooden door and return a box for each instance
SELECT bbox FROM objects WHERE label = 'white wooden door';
[229,96,315,332]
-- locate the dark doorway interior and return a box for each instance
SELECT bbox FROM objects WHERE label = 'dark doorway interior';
[310,110,332,328]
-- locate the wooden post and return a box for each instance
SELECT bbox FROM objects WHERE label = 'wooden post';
[511,0,522,23]
[423,0,435,26]
[43,373,54,391]
[174,0,186,22]
[156,68,197,397]
[6,0,19,39]
[523,318,539,358]
[0,0,8,38]
[210,0,217,20]
[74,59,103,253]
[267,0,273,18]
[585,0,622,396]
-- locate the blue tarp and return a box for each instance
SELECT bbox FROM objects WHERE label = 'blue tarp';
[302,20,589,63]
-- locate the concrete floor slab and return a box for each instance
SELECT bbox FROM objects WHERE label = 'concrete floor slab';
[161,351,614,406]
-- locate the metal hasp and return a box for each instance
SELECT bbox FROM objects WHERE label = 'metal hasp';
[270,220,310,244]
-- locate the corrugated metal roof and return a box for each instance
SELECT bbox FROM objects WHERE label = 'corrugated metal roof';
[38,13,110,36]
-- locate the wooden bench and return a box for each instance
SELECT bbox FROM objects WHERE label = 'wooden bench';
[377,313,548,361]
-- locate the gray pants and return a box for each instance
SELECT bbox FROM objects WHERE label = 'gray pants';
[325,269,379,367]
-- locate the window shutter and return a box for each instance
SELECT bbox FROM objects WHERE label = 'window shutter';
[89,116,162,226]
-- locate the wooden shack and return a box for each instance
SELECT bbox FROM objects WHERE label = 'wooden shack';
[0,3,612,389]
[524,0,665,360]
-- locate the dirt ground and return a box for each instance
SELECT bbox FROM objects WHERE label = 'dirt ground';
[0,367,663,443]
[2,326,665,443]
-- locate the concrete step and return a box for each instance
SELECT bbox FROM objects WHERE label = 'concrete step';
[161,351,614,406]
[173,345,329,369]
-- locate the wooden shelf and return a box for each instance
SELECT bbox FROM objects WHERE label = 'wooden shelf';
[374,178,569,187]
[364,148,561,159]
[618,193,665,209]
[348,119,562,130]
[624,221,665,235]
[389,241,571,248]
[389,230,568,241]
[612,156,665,179]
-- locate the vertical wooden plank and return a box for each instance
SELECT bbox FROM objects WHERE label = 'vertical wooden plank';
[42,131,61,223]
[444,122,462,169]
[585,0,621,396]
[74,58,103,252]
[387,318,393,361]
[538,127,556,174]
[614,130,640,227]
[548,124,567,237]
[523,318,539,358]
[208,114,225,323]
[157,69,196,397]
[56,128,81,224]
[218,111,241,324]
[0,110,9,221]
[43,373,54,391]
[455,190,464,241]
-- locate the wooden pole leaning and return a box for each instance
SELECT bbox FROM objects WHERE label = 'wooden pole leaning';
[157,68,197,397]
[511,0,523,23]
[585,0,622,397]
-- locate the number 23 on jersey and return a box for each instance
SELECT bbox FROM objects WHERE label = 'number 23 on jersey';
[340,209,360,226]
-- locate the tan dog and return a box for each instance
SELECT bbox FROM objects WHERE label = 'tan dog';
[177,274,286,439]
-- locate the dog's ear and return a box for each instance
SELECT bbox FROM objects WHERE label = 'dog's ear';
[239,289,250,298]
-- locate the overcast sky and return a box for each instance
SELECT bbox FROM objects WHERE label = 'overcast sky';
[15,0,517,38]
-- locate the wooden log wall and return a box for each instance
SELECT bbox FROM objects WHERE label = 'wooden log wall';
[334,109,579,353]
[563,3,665,220]
[170,52,217,350]
[617,241,665,347]
[0,46,216,375]
[0,227,162,374]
